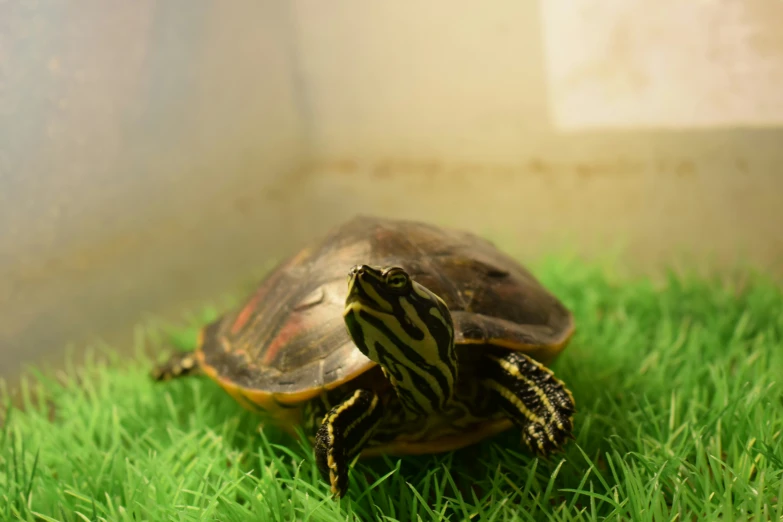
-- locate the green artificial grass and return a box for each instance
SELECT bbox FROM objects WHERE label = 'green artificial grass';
[2,257,782,521]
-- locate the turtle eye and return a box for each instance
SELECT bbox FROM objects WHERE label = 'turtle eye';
[384,268,410,291]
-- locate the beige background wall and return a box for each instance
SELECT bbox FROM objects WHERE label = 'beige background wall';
[289,0,782,273]
[1,0,781,378]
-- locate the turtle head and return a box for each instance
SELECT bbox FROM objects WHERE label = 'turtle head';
[343,264,457,415]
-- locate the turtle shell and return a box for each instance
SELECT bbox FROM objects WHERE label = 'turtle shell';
[196,215,574,419]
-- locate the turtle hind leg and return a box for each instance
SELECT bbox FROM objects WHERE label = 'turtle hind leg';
[480,351,575,456]
[314,389,385,499]
[150,350,201,382]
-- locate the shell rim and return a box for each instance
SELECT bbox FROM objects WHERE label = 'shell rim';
[195,311,576,407]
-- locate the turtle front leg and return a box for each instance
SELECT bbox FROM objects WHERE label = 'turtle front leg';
[150,350,201,381]
[314,389,385,498]
[481,351,575,455]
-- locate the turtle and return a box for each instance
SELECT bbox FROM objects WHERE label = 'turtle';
[151,215,577,498]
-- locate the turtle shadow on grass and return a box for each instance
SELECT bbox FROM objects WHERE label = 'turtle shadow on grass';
[154,370,580,514]
[146,333,644,516]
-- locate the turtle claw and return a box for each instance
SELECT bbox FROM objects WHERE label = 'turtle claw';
[151,351,200,381]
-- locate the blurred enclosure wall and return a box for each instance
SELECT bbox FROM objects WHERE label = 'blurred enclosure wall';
[1,0,781,377]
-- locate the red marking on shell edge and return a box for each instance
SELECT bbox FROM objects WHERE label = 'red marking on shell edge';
[232,249,311,335]
[231,292,263,335]
[261,315,304,366]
